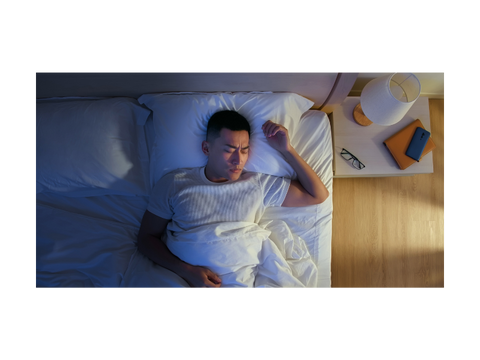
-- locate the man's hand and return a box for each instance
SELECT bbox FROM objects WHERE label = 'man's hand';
[262,120,292,154]
[179,264,222,288]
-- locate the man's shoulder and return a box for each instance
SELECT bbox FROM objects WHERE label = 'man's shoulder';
[244,171,283,181]
[241,171,287,190]
[240,170,261,182]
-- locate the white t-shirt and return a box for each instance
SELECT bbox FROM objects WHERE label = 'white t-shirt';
[147,166,291,235]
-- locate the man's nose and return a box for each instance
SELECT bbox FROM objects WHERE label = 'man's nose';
[232,150,247,166]
[231,151,240,165]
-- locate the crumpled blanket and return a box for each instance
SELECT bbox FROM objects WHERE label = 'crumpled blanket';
[165,220,318,287]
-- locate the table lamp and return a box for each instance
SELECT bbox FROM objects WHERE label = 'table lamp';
[353,73,421,126]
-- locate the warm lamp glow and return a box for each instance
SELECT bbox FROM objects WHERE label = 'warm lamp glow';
[353,73,421,126]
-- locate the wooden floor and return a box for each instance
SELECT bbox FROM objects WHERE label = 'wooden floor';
[331,99,444,287]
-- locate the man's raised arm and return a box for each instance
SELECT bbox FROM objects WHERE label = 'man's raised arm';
[262,120,329,207]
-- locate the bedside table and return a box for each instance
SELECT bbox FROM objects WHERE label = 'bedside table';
[330,96,434,178]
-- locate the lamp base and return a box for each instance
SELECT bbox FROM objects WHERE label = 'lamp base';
[353,103,373,126]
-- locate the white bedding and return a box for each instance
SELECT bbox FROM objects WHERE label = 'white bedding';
[165,220,317,288]
[36,105,333,288]
[37,202,138,287]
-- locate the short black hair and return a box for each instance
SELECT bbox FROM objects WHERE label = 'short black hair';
[206,110,251,142]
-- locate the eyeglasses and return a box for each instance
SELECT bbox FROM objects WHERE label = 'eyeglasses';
[341,148,365,170]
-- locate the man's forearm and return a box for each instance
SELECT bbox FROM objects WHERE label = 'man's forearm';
[281,146,329,202]
[138,234,192,278]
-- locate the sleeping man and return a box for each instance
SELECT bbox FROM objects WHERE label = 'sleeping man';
[137,110,329,287]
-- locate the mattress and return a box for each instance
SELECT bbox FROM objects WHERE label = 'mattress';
[36,108,333,287]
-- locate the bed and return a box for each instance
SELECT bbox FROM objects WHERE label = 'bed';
[36,73,357,287]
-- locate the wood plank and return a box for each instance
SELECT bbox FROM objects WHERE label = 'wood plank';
[331,99,444,287]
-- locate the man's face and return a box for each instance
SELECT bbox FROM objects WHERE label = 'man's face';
[202,128,250,182]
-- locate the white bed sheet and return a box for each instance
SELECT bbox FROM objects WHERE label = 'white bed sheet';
[36,109,333,287]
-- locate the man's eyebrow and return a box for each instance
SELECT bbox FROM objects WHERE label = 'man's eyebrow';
[225,144,250,150]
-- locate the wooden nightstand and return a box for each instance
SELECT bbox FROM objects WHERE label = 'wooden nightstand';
[330,96,434,177]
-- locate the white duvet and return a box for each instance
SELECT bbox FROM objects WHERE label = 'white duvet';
[36,200,321,288]
[165,220,317,287]
[36,203,138,287]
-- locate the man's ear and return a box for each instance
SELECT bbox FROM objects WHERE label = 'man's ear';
[201,140,209,155]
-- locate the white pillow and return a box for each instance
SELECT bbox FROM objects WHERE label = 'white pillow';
[137,92,313,186]
[36,97,152,197]
[290,110,334,193]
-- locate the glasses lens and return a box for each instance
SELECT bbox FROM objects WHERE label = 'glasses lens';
[342,149,365,169]
[341,150,352,160]
[352,159,365,169]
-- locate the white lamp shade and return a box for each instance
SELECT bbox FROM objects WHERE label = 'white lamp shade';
[360,73,421,126]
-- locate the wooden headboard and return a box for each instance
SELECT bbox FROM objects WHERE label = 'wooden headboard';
[36,73,357,113]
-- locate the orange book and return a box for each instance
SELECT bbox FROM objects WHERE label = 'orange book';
[383,119,436,170]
